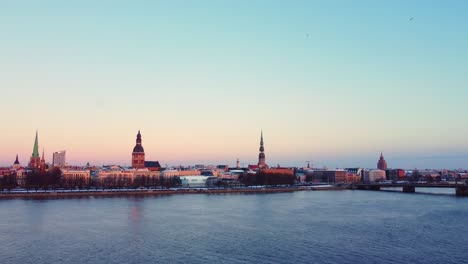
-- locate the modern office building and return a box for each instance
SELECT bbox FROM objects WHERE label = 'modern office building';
[52,150,66,167]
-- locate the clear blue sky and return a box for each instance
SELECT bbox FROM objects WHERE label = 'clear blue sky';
[1,0,467,169]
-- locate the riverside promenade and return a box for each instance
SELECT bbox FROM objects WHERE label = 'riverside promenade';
[0,186,342,199]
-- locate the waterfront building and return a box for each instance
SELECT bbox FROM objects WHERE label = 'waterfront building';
[258,131,268,169]
[305,170,347,183]
[133,169,161,178]
[52,150,66,167]
[386,169,406,180]
[345,168,364,183]
[180,175,211,188]
[97,168,134,184]
[243,168,295,186]
[161,170,201,177]
[377,152,388,170]
[28,131,41,169]
[368,169,386,182]
[62,169,91,182]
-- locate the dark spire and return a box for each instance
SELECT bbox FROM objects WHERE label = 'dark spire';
[133,130,145,153]
[41,148,45,162]
[14,154,20,165]
[137,130,142,144]
[259,130,264,152]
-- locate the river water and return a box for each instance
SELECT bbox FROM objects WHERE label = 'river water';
[1,190,468,264]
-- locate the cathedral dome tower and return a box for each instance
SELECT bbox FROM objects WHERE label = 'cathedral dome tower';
[132,130,145,169]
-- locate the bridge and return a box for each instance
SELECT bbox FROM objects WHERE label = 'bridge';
[354,183,468,196]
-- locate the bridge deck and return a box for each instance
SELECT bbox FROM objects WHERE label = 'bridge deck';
[355,184,465,188]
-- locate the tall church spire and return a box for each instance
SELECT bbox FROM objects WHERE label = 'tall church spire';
[258,130,267,169]
[259,130,264,152]
[32,130,39,158]
[29,130,41,169]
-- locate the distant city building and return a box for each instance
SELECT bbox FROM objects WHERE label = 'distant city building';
[160,170,201,177]
[377,152,388,170]
[258,130,268,169]
[216,165,229,172]
[386,169,405,180]
[180,175,211,188]
[39,149,47,173]
[243,168,295,186]
[12,154,21,169]
[144,161,161,171]
[52,150,66,167]
[29,130,41,169]
[368,169,386,182]
[132,130,145,169]
[62,169,91,182]
[345,168,365,183]
[305,170,347,183]
[98,167,135,184]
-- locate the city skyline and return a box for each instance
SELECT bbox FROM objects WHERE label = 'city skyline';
[2,129,468,170]
[1,1,468,168]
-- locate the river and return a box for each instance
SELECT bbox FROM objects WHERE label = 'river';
[1,190,467,263]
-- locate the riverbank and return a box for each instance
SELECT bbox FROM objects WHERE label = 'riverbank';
[0,186,346,199]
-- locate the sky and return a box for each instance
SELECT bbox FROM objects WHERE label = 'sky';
[1,0,467,169]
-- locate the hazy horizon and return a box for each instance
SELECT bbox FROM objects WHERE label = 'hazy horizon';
[1,1,467,169]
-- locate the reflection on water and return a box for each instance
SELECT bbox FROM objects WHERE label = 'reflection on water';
[1,191,468,264]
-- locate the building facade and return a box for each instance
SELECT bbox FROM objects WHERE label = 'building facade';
[369,169,386,182]
[62,169,91,185]
[53,150,66,167]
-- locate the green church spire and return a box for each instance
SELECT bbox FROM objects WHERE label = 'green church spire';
[32,130,39,158]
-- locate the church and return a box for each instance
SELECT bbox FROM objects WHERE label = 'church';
[131,130,161,171]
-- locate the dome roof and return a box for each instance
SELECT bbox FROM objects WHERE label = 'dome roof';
[133,144,144,153]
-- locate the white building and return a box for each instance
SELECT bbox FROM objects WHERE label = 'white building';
[62,169,91,181]
[180,176,210,188]
[161,170,200,177]
[368,169,386,182]
[97,168,134,183]
[52,151,66,167]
